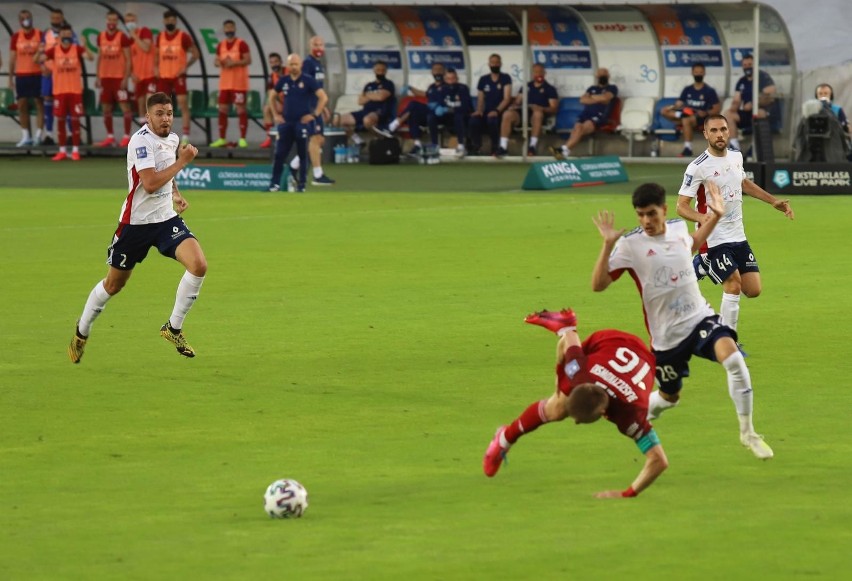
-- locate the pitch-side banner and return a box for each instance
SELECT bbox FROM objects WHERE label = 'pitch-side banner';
[522,156,628,190]
[175,164,273,191]
[764,163,852,195]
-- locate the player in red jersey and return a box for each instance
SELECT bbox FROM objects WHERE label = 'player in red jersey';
[483,308,668,498]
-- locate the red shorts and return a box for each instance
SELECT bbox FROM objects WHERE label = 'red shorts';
[54,93,83,117]
[136,78,157,97]
[218,90,247,106]
[100,78,130,105]
[158,76,187,96]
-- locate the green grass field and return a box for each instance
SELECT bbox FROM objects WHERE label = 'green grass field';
[1,159,851,580]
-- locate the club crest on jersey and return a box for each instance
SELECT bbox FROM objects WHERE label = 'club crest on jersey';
[136,146,147,158]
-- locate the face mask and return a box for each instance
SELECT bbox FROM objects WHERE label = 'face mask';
[224,31,235,39]
[165,23,176,32]
[51,23,62,32]
[376,74,386,82]
[312,49,324,58]
[490,66,501,74]
[126,22,137,31]
[107,23,117,31]
[534,75,544,83]
[271,65,282,73]
[819,96,830,102]
[693,75,704,83]
[21,18,32,28]
[61,37,72,45]
[598,76,609,85]
[743,67,753,77]
[433,73,444,83]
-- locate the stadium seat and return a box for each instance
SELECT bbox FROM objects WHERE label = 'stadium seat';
[247,90,263,119]
[598,97,622,134]
[617,97,654,156]
[334,94,360,116]
[651,98,681,154]
[554,97,584,136]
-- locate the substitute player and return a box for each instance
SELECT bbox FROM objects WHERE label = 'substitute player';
[96,10,133,147]
[268,54,328,193]
[592,181,773,459]
[125,12,156,124]
[154,10,199,143]
[8,10,45,147]
[68,92,207,363]
[210,20,251,148]
[288,35,334,186]
[677,114,794,332]
[483,308,669,499]
[38,25,93,161]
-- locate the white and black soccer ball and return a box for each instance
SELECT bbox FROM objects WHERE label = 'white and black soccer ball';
[264,479,308,519]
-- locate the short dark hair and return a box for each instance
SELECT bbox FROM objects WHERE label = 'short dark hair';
[816,83,834,100]
[107,10,120,18]
[691,63,706,72]
[163,10,178,19]
[147,92,173,110]
[489,53,501,60]
[705,113,728,127]
[51,8,64,16]
[632,183,666,208]
[742,53,754,61]
[223,19,235,27]
[566,384,608,423]
[59,24,73,33]
[374,60,387,68]
[269,52,282,61]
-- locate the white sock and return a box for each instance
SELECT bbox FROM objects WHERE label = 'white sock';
[684,140,692,149]
[647,390,677,419]
[499,137,509,148]
[59,146,67,154]
[388,118,400,132]
[555,325,577,337]
[169,271,205,330]
[35,128,43,140]
[563,146,570,156]
[722,352,754,432]
[72,146,79,153]
[312,166,323,179]
[530,137,538,147]
[106,133,114,139]
[290,156,300,170]
[729,138,740,149]
[22,129,31,139]
[78,281,112,337]
[720,292,741,331]
[499,431,511,450]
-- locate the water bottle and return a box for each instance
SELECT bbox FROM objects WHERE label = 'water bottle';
[334,144,345,164]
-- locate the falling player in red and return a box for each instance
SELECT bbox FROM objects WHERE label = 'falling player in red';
[483,309,669,499]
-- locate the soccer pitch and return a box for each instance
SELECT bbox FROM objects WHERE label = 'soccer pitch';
[1,159,850,579]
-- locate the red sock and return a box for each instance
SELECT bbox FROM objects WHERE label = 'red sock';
[58,116,67,145]
[123,111,132,135]
[71,117,81,145]
[264,121,272,131]
[504,399,549,444]
[238,110,248,138]
[104,113,114,135]
[218,111,228,139]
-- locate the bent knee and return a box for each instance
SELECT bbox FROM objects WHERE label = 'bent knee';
[103,280,126,295]
[189,259,208,277]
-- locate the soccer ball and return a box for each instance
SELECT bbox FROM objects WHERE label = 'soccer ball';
[264,479,309,519]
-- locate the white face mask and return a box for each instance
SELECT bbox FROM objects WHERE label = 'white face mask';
[126,21,137,31]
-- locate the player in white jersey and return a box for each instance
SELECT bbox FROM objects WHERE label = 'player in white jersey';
[677,114,794,332]
[592,181,773,459]
[68,92,206,363]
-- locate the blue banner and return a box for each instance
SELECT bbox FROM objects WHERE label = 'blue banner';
[345,50,403,69]
[408,50,465,70]
[533,49,592,70]
[663,49,723,68]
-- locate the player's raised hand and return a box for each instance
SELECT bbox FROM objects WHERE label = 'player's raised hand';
[178,143,198,164]
[773,198,795,220]
[593,210,625,244]
[704,180,725,217]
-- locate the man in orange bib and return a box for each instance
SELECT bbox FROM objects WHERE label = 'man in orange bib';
[38,24,94,161]
[8,10,44,147]
[154,10,199,142]
[210,20,252,148]
[96,10,133,147]
[125,12,156,124]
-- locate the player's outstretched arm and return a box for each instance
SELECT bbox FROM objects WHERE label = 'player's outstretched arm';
[595,441,668,499]
[743,178,794,219]
[591,211,624,292]
[689,180,724,253]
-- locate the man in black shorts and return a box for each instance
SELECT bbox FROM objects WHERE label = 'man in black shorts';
[68,92,206,363]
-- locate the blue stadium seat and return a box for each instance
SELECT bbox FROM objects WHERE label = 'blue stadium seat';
[554,97,584,136]
[652,97,681,143]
